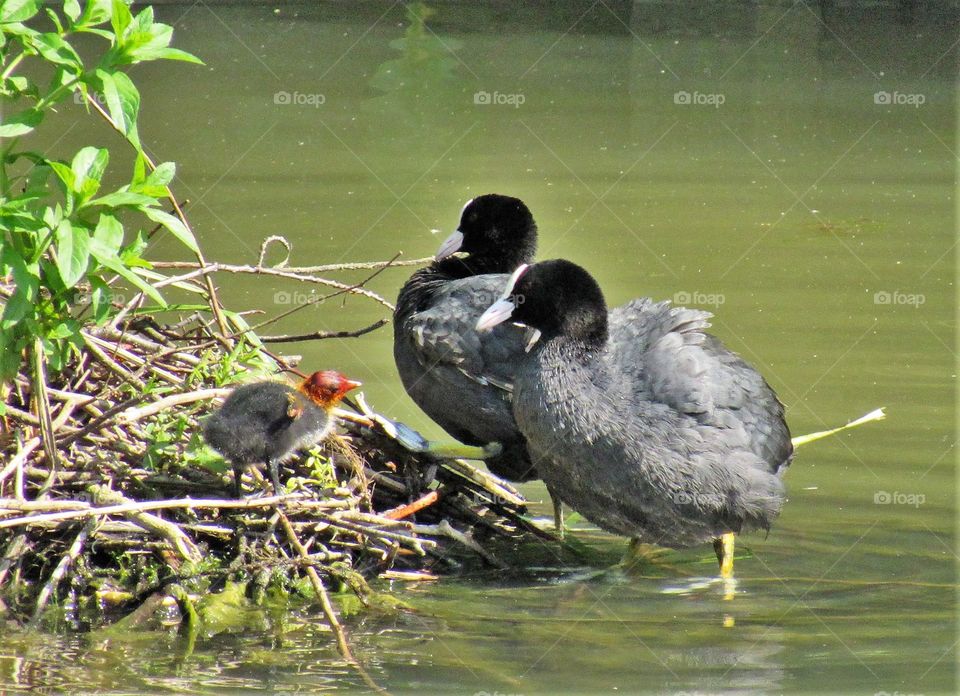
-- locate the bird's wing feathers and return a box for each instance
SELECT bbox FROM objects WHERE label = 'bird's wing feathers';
[405,275,528,390]
[608,298,715,415]
[609,298,791,469]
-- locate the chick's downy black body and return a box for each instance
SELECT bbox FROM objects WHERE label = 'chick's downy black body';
[204,371,359,496]
[477,260,793,548]
[393,194,539,481]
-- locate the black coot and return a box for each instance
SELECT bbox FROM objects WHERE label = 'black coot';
[204,370,361,496]
[477,260,792,571]
[393,194,539,481]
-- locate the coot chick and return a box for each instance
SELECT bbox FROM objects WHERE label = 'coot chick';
[393,194,539,481]
[204,370,361,496]
[477,260,792,575]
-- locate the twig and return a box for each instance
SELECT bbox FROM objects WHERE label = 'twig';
[115,388,231,423]
[152,256,433,273]
[409,520,508,569]
[83,93,232,343]
[0,493,317,529]
[31,338,60,485]
[276,511,389,695]
[260,319,388,343]
[383,491,441,520]
[29,517,97,626]
[89,485,202,563]
[132,261,395,309]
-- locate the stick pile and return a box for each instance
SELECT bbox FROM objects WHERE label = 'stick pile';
[0,261,538,636]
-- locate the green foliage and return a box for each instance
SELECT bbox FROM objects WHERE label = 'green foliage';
[0,1,202,381]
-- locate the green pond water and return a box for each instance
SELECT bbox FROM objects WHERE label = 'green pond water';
[4,1,956,693]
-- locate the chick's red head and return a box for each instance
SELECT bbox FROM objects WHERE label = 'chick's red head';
[299,370,362,407]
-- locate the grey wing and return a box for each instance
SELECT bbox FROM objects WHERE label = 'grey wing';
[608,299,792,471]
[405,274,530,390]
[608,298,715,413]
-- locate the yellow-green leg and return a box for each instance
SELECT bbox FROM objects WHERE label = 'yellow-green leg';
[546,484,564,536]
[713,533,735,579]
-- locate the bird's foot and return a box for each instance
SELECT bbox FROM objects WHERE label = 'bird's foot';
[620,539,676,572]
[714,533,736,580]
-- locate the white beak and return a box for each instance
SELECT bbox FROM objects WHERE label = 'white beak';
[476,299,515,331]
[435,230,464,260]
[475,263,529,332]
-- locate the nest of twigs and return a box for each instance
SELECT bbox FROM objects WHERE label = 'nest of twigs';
[0,258,543,662]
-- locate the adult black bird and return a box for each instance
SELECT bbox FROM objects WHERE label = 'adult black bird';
[476,260,793,576]
[393,194,540,481]
[204,370,361,496]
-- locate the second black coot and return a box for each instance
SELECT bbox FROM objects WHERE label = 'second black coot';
[393,194,539,481]
[476,260,792,568]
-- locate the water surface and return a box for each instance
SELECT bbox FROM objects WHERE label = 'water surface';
[5,2,956,694]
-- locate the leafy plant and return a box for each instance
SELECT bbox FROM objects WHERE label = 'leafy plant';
[0,0,203,381]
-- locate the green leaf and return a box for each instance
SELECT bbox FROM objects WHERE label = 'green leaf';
[71,146,109,200]
[133,161,174,196]
[142,46,202,64]
[0,244,39,328]
[132,149,146,184]
[110,0,132,37]
[44,7,63,33]
[64,0,81,22]
[93,212,123,249]
[96,69,140,146]
[88,190,155,208]
[0,108,41,137]
[142,207,197,252]
[0,0,40,23]
[77,0,111,27]
[88,276,112,324]
[131,4,153,31]
[1,74,37,99]
[47,160,77,195]
[89,235,166,306]
[30,33,83,70]
[147,161,175,187]
[89,214,161,303]
[54,219,90,288]
[47,320,80,340]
